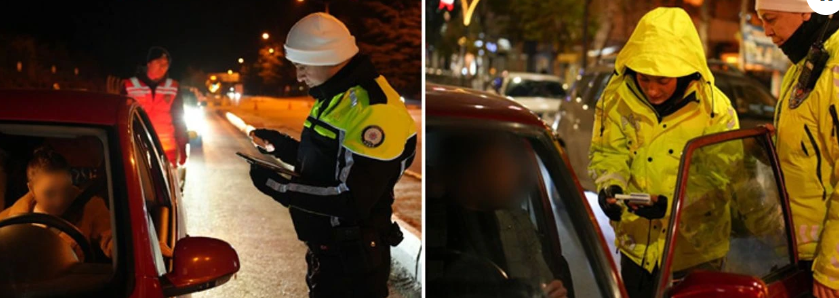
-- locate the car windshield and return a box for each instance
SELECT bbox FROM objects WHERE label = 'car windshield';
[506,79,566,98]
[0,123,116,297]
[426,122,613,297]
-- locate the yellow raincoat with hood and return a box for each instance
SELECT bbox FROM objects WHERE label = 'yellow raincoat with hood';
[588,7,741,273]
[774,19,839,290]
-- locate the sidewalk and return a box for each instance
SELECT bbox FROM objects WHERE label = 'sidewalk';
[215,95,423,291]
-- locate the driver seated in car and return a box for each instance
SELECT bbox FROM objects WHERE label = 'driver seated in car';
[0,147,113,261]
[428,133,570,298]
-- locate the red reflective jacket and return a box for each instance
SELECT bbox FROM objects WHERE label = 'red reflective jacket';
[122,77,187,164]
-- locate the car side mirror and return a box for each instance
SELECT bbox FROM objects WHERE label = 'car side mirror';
[667,270,767,298]
[161,237,240,297]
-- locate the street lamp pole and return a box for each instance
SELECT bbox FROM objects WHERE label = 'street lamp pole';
[582,0,592,71]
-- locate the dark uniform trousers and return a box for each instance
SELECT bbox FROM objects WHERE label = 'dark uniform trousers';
[306,244,391,298]
[249,54,416,298]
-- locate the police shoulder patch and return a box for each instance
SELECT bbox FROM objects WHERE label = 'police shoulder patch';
[362,125,385,148]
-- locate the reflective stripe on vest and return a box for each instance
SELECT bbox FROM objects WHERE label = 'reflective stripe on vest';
[125,77,178,142]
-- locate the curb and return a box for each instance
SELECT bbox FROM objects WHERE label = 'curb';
[219,109,424,289]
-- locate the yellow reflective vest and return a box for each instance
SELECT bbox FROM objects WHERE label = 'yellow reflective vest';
[588,7,740,273]
[775,28,839,289]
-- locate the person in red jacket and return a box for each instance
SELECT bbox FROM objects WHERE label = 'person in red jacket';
[121,47,188,166]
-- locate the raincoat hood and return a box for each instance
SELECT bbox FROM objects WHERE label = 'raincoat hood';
[614,7,713,84]
[588,8,741,273]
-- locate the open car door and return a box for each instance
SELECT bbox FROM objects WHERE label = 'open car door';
[655,125,812,298]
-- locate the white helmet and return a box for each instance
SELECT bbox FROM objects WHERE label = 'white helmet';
[755,0,813,13]
[284,13,359,66]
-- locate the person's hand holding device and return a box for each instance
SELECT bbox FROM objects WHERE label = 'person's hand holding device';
[615,193,668,219]
[238,152,299,207]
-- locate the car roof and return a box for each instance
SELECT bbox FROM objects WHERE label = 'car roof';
[506,72,563,82]
[584,65,616,75]
[0,90,130,126]
[426,84,545,128]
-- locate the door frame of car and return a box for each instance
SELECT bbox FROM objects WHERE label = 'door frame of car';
[427,117,628,297]
[655,125,809,297]
[129,110,183,268]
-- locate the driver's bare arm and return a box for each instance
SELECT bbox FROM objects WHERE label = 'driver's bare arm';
[543,280,568,298]
[83,196,113,258]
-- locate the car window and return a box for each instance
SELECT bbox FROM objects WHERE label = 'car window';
[587,73,612,106]
[132,116,170,275]
[665,133,792,286]
[537,155,606,297]
[0,124,116,295]
[146,214,167,276]
[426,128,609,298]
[733,84,776,118]
[132,117,173,205]
[714,80,736,107]
[572,74,597,102]
[506,79,566,98]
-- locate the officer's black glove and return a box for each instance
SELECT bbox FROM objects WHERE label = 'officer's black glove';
[630,195,668,220]
[598,185,623,222]
[250,129,300,163]
[249,164,291,207]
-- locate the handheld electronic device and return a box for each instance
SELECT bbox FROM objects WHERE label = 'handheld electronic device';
[236,152,299,178]
[615,193,652,206]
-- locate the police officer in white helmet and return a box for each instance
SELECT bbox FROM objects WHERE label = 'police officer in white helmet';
[247,13,417,298]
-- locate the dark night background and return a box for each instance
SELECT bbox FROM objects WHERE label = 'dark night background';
[0,0,421,97]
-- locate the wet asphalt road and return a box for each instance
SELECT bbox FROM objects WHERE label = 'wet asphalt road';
[181,111,405,298]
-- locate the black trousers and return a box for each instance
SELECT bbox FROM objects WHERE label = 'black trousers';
[305,246,391,298]
[621,254,659,298]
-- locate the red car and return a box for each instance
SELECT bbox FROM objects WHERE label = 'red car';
[425,84,810,298]
[0,90,239,298]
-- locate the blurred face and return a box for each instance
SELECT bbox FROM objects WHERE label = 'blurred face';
[455,141,534,211]
[757,10,811,46]
[636,73,678,105]
[293,63,339,88]
[28,171,73,216]
[146,57,170,81]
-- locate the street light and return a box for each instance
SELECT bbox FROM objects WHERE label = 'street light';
[262,32,270,40]
[228,69,233,75]
[238,58,244,64]
[269,48,275,54]
[296,0,329,13]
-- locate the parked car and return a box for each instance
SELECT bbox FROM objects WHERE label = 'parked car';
[488,72,567,118]
[425,84,810,298]
[0,90,239,298]
[551,62,777,191]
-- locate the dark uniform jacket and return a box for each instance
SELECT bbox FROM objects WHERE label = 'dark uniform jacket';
[258,55,417,246]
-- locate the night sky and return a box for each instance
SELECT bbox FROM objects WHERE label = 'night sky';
[2,0,346,78]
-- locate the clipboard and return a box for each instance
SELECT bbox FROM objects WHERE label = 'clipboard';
[236,152,300,178]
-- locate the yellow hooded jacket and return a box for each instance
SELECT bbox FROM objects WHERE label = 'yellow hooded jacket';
[775,25,839,289]
[588,7,740,273]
